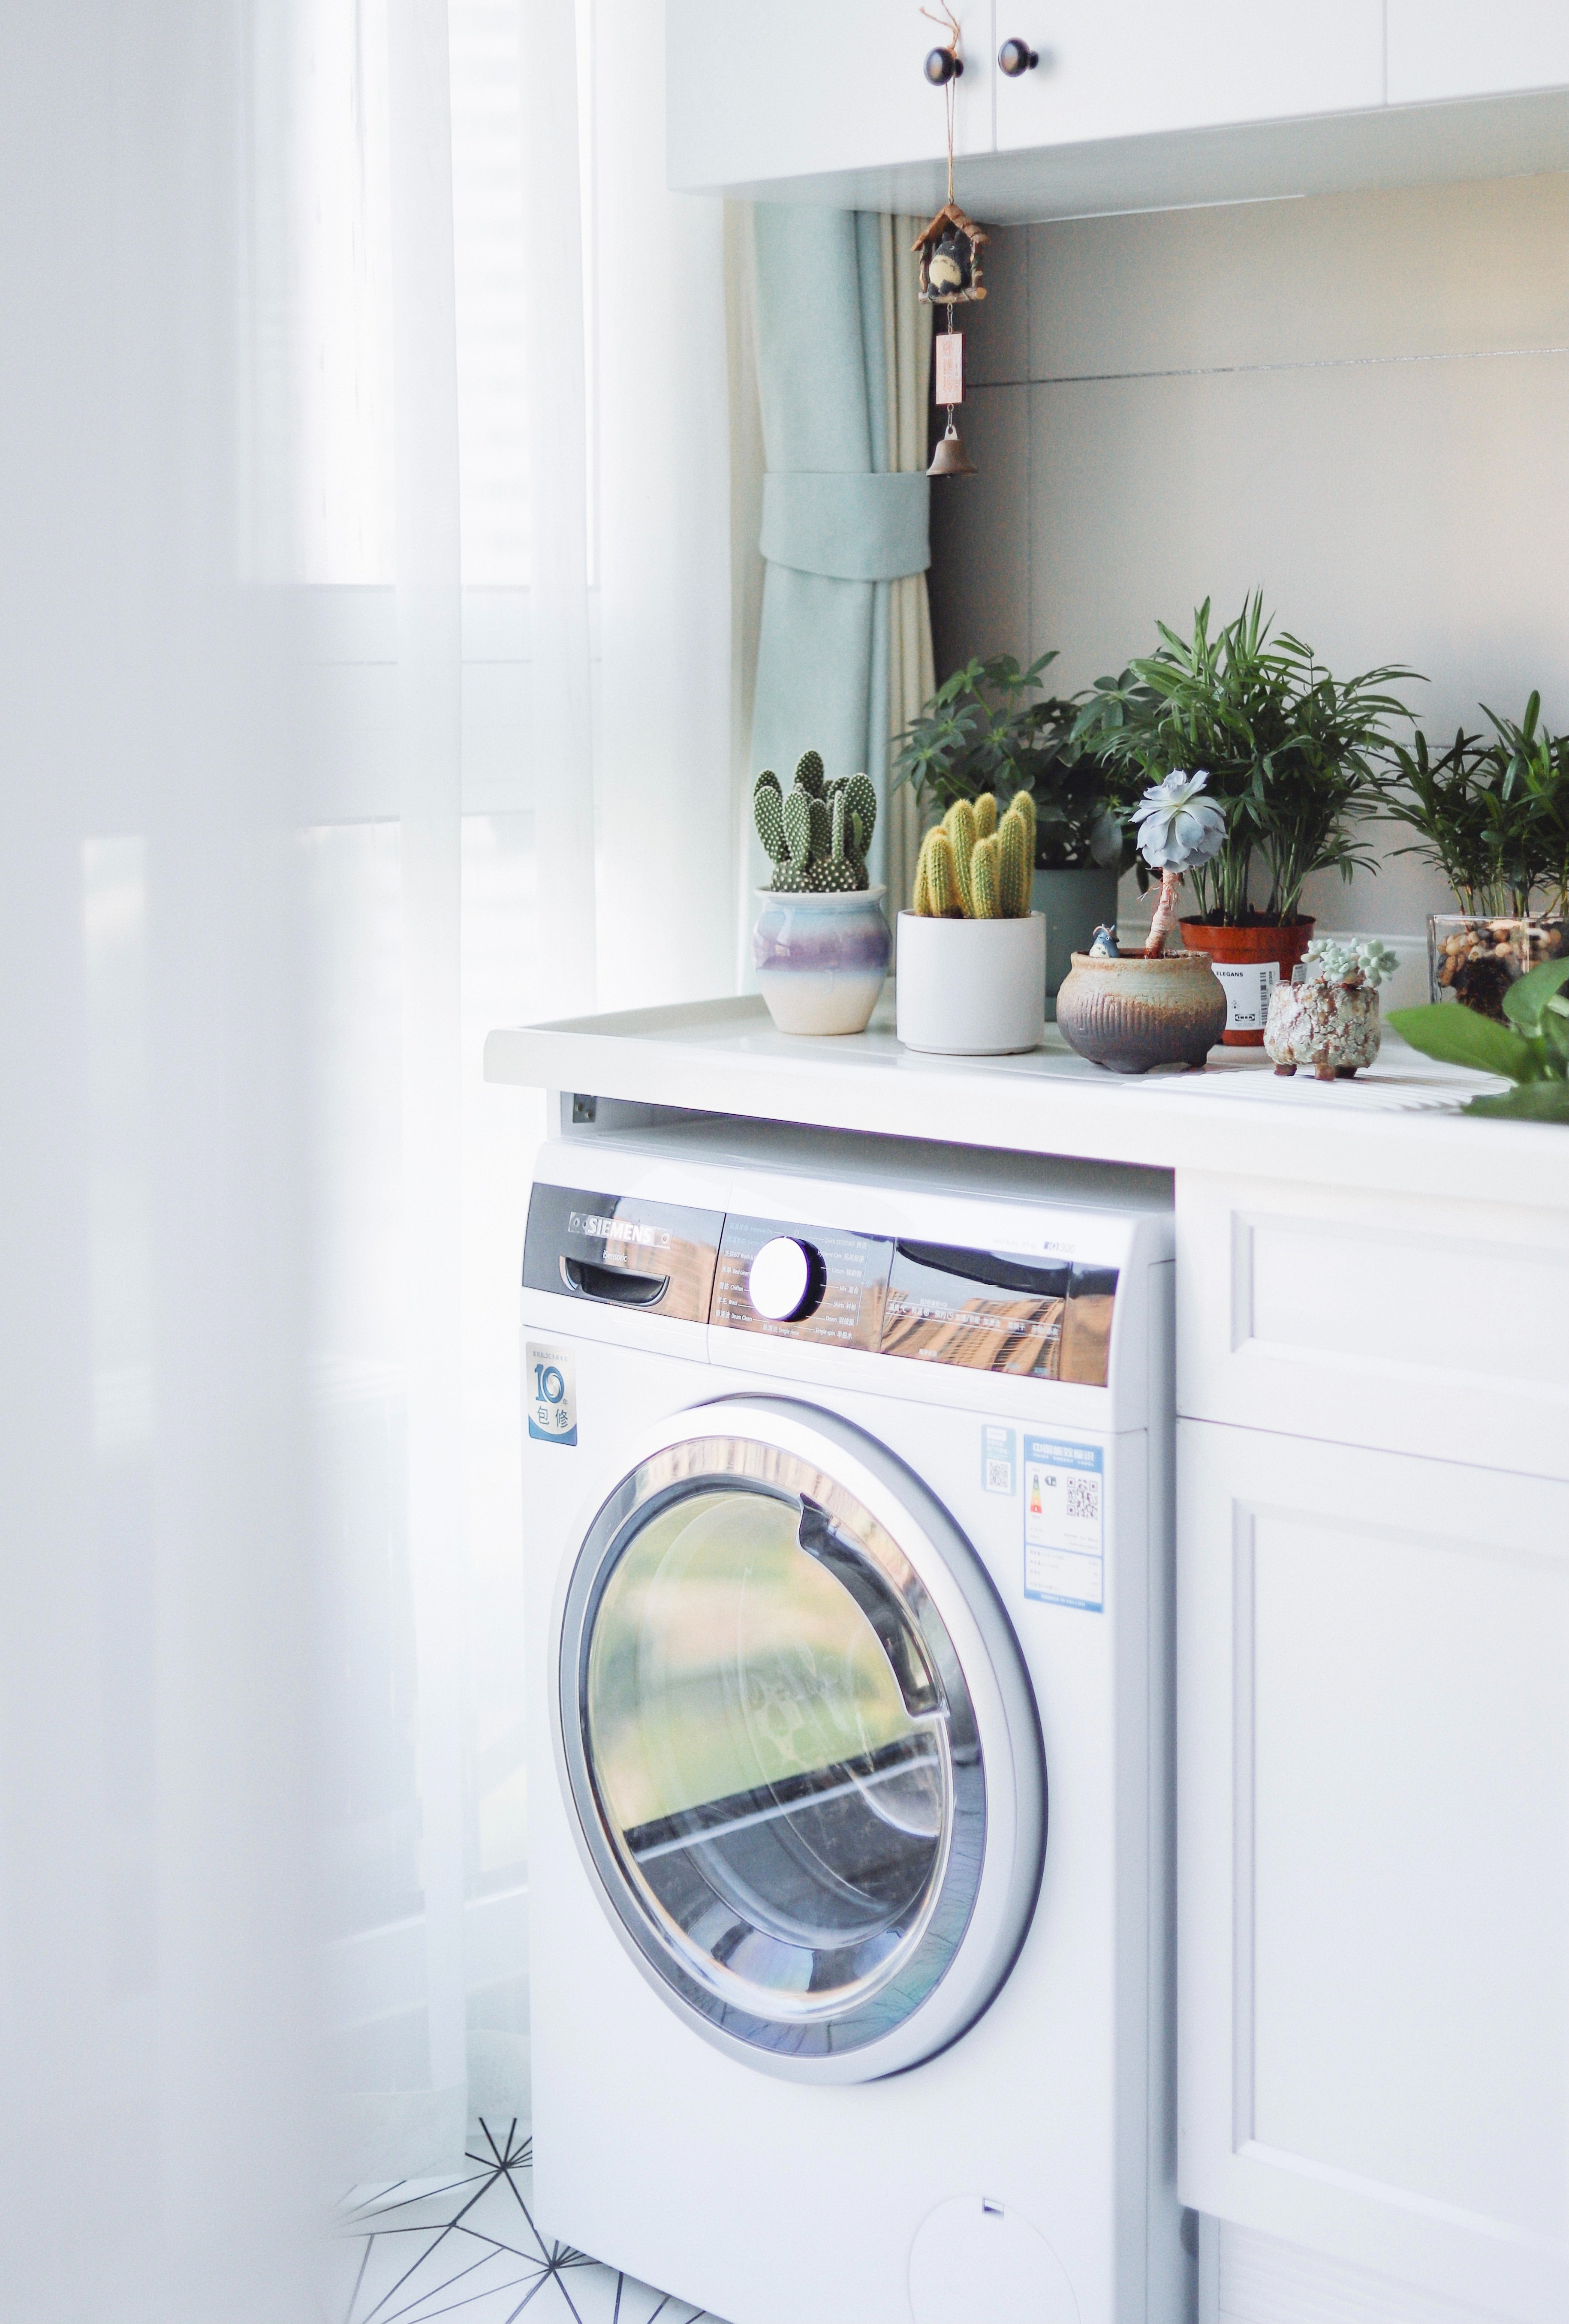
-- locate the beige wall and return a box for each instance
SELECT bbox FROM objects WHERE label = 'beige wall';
[928,172,1569,937]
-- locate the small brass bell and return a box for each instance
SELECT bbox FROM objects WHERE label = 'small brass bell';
[928,417,977,477]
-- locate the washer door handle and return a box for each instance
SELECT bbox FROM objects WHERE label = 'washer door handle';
[796,1496,943,1718]
[560,1255,670,1307]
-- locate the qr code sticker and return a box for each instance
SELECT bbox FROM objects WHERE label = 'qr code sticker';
[1066,1474,1100,1523]
[987,1458,1012,1491]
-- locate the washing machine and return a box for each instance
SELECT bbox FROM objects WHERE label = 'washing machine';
[518,1112,1186,2324]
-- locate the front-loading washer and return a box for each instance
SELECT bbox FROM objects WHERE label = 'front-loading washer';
[518,1115,1187,2324]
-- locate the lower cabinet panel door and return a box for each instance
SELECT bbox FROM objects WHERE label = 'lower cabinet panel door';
[1178,1420,1569,2324]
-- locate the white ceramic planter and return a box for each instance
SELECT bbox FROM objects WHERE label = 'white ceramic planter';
[895,912,1047,1055]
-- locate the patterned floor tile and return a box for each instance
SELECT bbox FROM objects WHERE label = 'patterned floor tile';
[330,2119,724,2324]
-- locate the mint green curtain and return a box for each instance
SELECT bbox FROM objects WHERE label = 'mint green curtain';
[748,207,931,895]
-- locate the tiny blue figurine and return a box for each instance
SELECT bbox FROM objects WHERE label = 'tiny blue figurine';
[1088,923,1120,959]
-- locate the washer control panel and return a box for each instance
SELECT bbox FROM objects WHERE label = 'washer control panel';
[712,1215,891,1349]
[528,1182,1121,1385]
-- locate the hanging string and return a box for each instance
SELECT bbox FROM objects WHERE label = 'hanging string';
[919,0,961,201]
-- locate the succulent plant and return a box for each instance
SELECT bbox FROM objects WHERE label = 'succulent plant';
[1133,769,1226,956]
[1304,936,1398,989]
[753,752,876,893]
[913,790,1035,918]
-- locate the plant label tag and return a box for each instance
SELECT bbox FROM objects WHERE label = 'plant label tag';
[982,1423,1016,1495]
[935,330,964,405]
[1212,959,1279,1033]
[526,1341,577,1446]
[1023,1436,1105,1613]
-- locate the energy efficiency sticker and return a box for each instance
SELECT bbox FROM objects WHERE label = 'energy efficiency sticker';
[1023,1435,1105,1612]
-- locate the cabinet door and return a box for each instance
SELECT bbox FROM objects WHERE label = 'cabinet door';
[1388,3,1569,106]
[1179,1420,1569,2323]
[994,1,1382,152]
[666,0,994,193]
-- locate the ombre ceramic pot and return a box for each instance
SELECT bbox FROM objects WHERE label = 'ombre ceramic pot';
[753,886,891,1035]
[1055,949,1227,1074]
[896,912,1046,1055]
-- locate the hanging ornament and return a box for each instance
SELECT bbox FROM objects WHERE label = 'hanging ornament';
[913,4,988,478]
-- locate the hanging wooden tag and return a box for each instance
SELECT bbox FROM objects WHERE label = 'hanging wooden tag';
[935,330,964,406]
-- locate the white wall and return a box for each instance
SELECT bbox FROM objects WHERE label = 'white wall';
[929,171,1569,938]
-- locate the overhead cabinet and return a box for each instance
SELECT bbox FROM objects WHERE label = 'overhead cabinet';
[991,1,1382,153]
[667,0,1569,222]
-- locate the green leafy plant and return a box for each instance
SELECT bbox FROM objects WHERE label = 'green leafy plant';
[1076,595,1414,926]
[1390,956,1569,1123]
[913,791,1035,919]
[754,752,877,893]
[1380,694,1569,917]
[892,653,1129,872]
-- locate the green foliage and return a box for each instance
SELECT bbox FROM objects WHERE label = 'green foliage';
[1391,956,1569,1124]
[913,791,1035,919]
[892,652,1129,872]
[1076,595,1414,926]
[753,750,875,893]
[1380,694,1569,917]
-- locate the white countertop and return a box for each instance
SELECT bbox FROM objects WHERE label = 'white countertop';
[483,992,1566,1209]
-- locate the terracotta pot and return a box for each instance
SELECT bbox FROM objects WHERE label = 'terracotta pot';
[1179,918,1316,1046]
[1055,949,1228,1075]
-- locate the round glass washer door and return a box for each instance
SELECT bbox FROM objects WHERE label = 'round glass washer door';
[555,1397,1046,2083]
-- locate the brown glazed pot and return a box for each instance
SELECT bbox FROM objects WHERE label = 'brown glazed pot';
[1055,949,1228,1074]
[1180,917,1315,1046]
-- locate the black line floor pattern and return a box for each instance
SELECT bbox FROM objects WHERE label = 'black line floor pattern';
[329,2117,726,2324]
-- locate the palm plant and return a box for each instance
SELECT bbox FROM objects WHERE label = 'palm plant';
[1076,596,1414,926]
[1382,694,1569,917]
[892,652,1130,871]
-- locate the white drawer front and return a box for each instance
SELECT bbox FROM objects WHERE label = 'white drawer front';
[1178,1174,1569,1477]
[1179,1420,1569,2321]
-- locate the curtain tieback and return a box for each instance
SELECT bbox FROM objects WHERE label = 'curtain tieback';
[759,470,930,583]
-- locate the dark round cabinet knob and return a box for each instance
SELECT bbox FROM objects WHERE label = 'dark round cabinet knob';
[998,37,1039,75]
[747,1236,827,1323]
[924,45,964,85]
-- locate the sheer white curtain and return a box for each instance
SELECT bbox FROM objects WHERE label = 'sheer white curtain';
[0,0,733,2312]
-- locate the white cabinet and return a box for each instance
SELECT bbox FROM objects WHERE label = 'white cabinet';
[1178,1419,1569,2323]
[1176,1171,1569,1482]
[665,0,994,192]
[993,1,1383,153]
[1388,2,1569,108]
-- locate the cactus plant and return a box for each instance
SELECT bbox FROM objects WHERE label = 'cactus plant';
[753,750,876,892]
[913,791,1037,919]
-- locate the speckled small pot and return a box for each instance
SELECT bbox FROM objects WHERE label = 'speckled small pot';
[753,886,890,1035]
[1264,978,1382,1079]
[1055,949,1228,1074]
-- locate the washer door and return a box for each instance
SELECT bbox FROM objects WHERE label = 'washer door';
[554,1396,1046,2082]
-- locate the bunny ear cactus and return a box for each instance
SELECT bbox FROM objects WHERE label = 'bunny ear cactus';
[753,752,873,893]
[914,789,1037,918]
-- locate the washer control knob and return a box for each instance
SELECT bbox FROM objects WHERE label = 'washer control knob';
[747,1236,826,1323]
